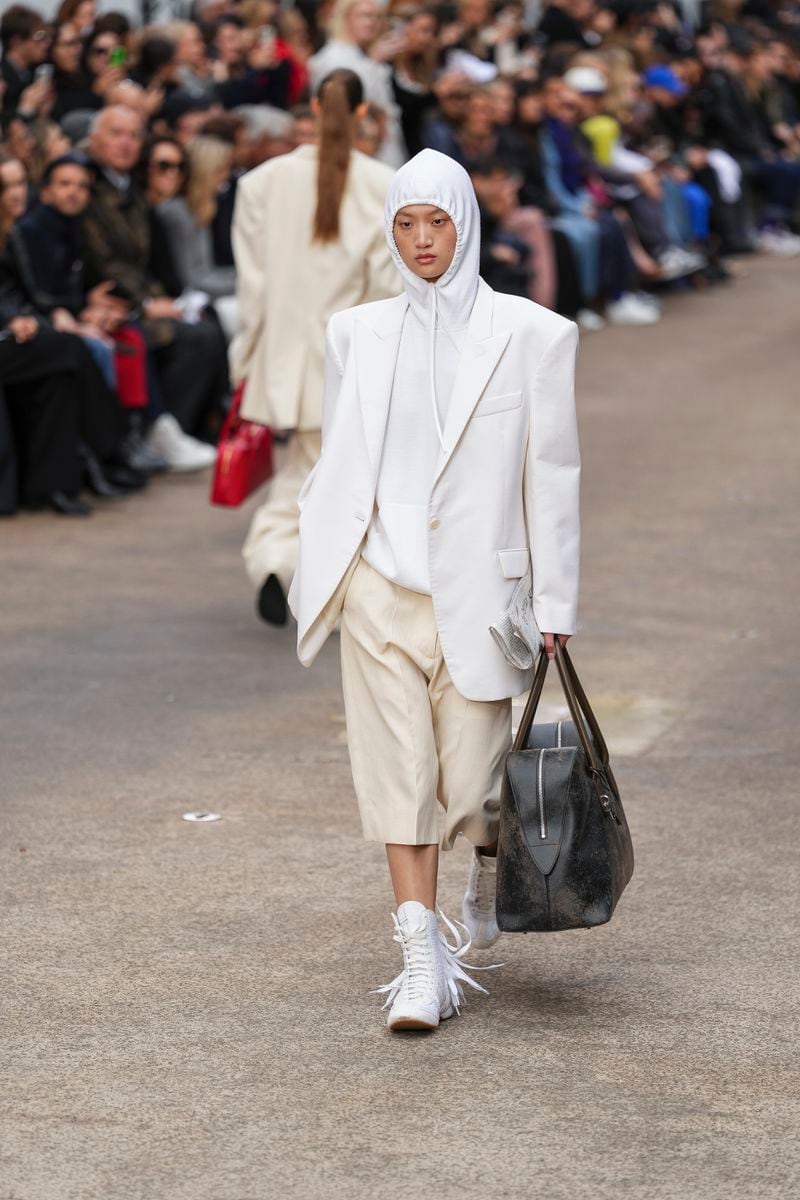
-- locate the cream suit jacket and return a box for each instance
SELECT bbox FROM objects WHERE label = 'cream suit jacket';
[229,145,399,431]
[288,280,581,702]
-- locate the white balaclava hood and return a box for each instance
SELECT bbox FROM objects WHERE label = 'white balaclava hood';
[384,148,481,332]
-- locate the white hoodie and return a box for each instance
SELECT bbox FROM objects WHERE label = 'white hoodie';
[363,150,481,595]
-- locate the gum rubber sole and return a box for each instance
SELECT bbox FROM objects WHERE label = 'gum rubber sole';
[388,1022,438,1032]
[388,1015,439,1031]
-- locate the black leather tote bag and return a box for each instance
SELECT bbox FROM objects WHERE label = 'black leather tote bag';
[496,642,634,933]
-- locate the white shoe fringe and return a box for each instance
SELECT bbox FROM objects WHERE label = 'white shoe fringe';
[436,905,502,1013]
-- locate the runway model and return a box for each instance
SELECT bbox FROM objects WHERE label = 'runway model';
[230,68,399,625]
[290,150,581,1031]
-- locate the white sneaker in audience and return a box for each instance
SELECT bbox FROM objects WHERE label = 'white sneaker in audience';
[577,308,606,332]
[147,414,216,473]
[633,291,662,312]
[606,293,661,326]
[658,246,706,280]
[755,229,800,257]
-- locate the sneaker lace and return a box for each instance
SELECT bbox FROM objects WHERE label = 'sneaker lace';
[373,912,436,1011]
[436,906,502,1014]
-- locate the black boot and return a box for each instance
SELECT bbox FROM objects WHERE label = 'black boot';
[120,413,169,473]
[80,445,125,498]
[257,574,288,626]
[102,459,149,491]
[47,490,92,516]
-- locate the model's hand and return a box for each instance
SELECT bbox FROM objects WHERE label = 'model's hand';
[542,633,571,660]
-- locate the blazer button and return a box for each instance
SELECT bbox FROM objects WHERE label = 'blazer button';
[429,517,440,530]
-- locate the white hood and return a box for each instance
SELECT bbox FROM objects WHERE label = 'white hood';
[384,150,481,450]
[384,148,480,333]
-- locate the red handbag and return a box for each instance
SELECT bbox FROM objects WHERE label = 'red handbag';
[113,324,148,409]
[210,382,274,507]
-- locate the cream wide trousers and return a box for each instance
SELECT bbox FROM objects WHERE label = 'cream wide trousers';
[340,557,512,850]
[242,430,322,595]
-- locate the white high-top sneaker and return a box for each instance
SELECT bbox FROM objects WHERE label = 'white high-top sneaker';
[378,901,450,1031]
[376,902,497,1031]
[147,414,217,472]
[462,849,500,950]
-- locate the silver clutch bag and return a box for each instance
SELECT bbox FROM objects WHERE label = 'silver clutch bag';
[489,567,542,670]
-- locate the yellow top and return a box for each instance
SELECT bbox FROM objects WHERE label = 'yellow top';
[581,115,621,167]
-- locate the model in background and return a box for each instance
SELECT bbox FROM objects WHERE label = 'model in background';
[230,68,399,626]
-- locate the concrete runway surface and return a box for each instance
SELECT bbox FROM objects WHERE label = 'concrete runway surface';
[2,259,798,1200]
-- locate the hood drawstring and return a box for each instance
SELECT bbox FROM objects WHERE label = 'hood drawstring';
[429,285,447,453]
[383,149,482,459]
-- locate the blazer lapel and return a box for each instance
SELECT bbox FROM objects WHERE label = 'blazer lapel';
[354,296,406,474]
[435,282,510,484]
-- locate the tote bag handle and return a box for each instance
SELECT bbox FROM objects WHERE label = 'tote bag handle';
[513,643,619,802]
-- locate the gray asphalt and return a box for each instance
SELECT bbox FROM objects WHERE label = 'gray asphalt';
[2,258,798,1200]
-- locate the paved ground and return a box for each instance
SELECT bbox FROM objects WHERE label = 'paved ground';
[2,260,798,1200]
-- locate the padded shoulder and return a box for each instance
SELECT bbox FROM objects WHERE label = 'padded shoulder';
[493,290,576,343]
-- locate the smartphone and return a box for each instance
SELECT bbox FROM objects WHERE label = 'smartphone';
[34,63,53,83]
[108,45,127,69]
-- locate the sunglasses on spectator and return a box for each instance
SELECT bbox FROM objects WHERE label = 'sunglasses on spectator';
[153,160,187,173]
[89,44,115,57]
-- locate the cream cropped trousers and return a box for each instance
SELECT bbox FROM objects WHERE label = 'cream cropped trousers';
[340,556,511,850]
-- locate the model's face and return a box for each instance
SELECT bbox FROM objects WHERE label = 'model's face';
[393,205,457,283]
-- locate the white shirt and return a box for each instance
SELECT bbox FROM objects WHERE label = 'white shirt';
[363,307,467,593]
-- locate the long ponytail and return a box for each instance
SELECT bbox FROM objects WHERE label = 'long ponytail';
[313,68,364,244]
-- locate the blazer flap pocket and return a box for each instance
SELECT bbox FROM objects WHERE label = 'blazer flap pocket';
[473,390,523,419]
[498,548,530,579]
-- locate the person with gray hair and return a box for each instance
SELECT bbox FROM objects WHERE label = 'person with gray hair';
[234,104,295,169]
[81,105,229,471]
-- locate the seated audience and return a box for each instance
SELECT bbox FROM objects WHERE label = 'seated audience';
[150,134,238,338]
[0,0,798,519]
[81,105,228,469]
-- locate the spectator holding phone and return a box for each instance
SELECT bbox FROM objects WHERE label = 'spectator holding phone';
[0,5,52,118]
[309,0,407,165]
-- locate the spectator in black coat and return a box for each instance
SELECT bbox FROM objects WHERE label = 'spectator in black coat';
[0,5,51,116]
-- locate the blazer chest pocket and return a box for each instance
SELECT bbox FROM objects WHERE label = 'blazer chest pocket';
[473,390,523,419]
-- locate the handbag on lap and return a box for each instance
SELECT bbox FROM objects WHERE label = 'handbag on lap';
[210,381,274,508]
[496,642,634,933]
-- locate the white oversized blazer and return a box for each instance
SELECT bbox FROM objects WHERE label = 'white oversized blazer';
[288,277,581,702]
[229,145,398,431]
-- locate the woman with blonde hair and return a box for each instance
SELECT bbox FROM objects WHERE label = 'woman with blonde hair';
[155,135,238,339]
[232,67,399,625]
[308,0,406,166]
